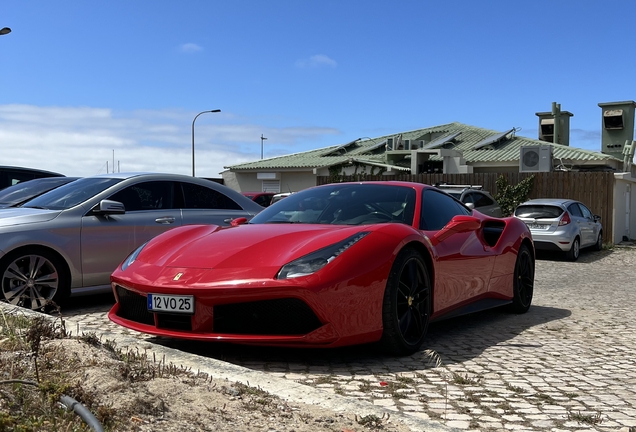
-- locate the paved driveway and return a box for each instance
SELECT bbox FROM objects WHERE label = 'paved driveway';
[59,247,636,431]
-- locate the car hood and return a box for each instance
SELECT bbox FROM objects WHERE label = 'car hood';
[138,223,379,271]
[0,207,62,227]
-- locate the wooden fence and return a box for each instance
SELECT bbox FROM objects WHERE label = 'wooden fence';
[317,172,614,244]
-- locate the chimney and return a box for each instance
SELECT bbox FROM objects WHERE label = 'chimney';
[535,102,573,146]
[598,100,636,159]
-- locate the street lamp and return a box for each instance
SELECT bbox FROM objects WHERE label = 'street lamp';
[191,109,221,177]
[260,134,268,159]
[0,27,11,36]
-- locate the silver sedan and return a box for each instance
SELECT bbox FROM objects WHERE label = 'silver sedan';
[513,198,603,261]
[0,173,264,309]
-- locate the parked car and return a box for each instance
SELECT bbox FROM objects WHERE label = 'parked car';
[270,192,294,205]
[241,192,275,207]
[0,173,264,310]
[109,181,534,356]
[434,184,503,217]
[513,198,602,261]
[0,177,80,208]
[0,166,66,190]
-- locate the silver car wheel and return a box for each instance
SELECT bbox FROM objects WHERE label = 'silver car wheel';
[2,254,59,310]
[593,232,603,251]
[566,237,580,261]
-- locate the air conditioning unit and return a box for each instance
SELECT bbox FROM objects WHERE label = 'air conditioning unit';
[520,145,553,172]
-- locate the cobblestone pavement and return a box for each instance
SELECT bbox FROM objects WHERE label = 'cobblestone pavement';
[60,247,636,431]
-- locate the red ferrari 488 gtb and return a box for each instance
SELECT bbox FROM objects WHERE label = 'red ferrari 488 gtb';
[109,181,534,355]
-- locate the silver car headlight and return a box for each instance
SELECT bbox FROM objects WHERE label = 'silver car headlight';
[121,241,149,271]
[277,232,369,279]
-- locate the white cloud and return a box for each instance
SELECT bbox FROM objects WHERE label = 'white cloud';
[180,43,203,53]
[295,54,337,69]
[0,104,339,178]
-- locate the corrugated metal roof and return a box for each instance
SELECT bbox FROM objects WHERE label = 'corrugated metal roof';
[225,122,618,171]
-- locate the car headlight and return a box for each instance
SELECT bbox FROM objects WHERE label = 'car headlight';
[121,241,149,271]
[277,232,369,279]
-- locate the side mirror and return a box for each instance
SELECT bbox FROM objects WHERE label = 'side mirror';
[94,199,125,215]
[594,215,601,222]
[230,217,248,227]
[465,202,475,210]
[432,215,481,245]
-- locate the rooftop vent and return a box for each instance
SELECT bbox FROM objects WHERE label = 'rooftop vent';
[598,101,636,158]
[535,103,573,146]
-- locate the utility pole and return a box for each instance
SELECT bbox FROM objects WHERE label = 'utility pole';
[260,134,267,159]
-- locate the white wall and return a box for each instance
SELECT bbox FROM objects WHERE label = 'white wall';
[612,173,636,243]
[221,170,317,193]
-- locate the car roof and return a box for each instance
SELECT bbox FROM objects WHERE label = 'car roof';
[316,181,433,190]
[519,198,578,206]
[77,172,264,212]
[87,172,182,180]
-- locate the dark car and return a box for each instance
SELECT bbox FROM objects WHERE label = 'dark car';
[434,184,503,217]
[242,192,275,207]
[0,166,65,190]
[0,177,80,208]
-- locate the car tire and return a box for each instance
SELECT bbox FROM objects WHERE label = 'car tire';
[508,244,534,313]
[380,248,431,356]
[0,249,70,310]
[565,237,580,261]
[593,231,603,251]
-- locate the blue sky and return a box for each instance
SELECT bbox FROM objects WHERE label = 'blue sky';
[1,1,635,178]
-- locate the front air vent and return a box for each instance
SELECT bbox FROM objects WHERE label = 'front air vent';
[214,298,322,335]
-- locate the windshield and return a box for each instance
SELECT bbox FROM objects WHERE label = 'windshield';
[0,178,77,206]
[22,177,123,210]
[514,205,564,219]
[249,184,416,226]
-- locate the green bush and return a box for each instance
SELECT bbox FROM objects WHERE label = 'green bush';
[494,175,534,217]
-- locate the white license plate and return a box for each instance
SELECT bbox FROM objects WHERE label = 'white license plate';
[527,223,548,230]
[147,294,194,314]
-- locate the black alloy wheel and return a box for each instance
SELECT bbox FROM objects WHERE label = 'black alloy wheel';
[508,244,534,313]
[381,248,431,356]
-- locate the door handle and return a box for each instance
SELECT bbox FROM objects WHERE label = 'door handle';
[155,217,176,224]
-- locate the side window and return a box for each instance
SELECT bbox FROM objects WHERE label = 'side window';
[567,203,583,218]
[254,195,271,207]
[181,182,242,210]
[461,193,474,205]
[109,181,174,212]
[578,203,592,219]
[420,190,470,230]
[472,192,494,207]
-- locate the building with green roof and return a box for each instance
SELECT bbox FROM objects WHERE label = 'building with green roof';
[222,120,626,194]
